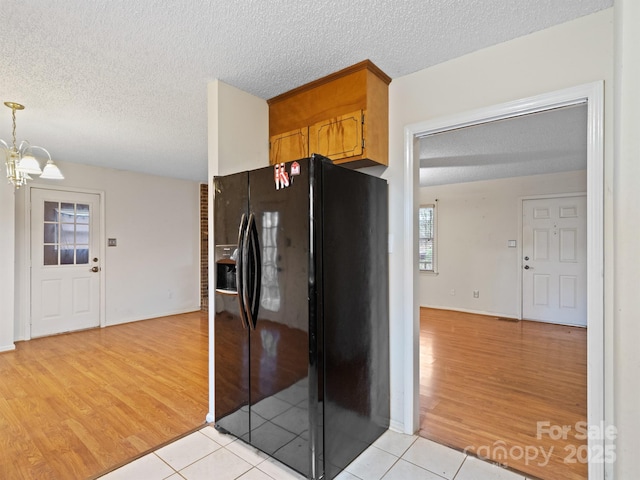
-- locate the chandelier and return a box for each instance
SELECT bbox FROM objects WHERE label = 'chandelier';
[1,101,64,188]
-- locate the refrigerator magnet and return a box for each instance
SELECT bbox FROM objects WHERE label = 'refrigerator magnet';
[274,162,290,190]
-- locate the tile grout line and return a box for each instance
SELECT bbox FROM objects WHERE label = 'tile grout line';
[111,428,529,480]
[451,454,469,479]
[155,431,227,476]
[153,452,179,477]
[391,437,465,480]
[379,455,401,480]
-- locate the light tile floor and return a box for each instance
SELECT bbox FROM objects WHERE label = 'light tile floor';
[98,427,536,480]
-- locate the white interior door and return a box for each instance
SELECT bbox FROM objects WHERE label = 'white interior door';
[30,188,101,337]
[522,195,587,326]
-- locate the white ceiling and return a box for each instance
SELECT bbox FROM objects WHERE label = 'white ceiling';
[419,103,588,187]
[1,1,611,182]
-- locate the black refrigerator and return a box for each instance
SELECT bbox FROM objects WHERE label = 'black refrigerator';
[213,154,389,480]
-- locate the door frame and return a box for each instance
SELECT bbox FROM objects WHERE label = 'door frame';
[518,192,588,325]
[404,82,604,479]
[19,184,106,341]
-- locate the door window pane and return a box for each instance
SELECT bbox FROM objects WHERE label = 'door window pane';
[44,245,58,265]
[42,201,91,266]
[76,248,89,264]
[76,224,89,244]
[44,201,59,221]
[43,223,58,244]
[60,247,75,265]
[60,224,75,247]
[60,203,75,222]
[76,204,90,224]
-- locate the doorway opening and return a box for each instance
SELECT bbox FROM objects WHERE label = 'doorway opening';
[404,82,604,479]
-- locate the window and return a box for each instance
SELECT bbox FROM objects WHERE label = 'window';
[43,201,90,266]
[419,204,436,272]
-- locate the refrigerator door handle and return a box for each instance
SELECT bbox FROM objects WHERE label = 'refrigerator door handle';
[246,212,261,330]
[241,213,252,330]
[236,214,250,329]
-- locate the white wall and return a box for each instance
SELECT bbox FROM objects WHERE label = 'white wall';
[385,6,614,447]
[207,79,269,422]
[0,179,16,351]
[614,1,640,477]
[13,161,201,338]
[419,171,586,317]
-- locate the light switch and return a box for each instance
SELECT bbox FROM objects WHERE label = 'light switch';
[108,238,117,247]
[508,240,517,248]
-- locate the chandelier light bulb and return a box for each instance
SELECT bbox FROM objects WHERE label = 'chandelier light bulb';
[16,154,43,175]
[40,159,65,180]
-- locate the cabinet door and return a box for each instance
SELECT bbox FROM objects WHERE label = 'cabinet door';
[309,110,363,161]
[270,127,308,165]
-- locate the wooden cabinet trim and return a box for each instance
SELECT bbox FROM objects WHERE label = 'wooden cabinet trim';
[269,127,309,165]
[308,110,364,161]
[267,60,391,106]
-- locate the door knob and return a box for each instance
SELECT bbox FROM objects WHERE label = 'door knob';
[91,266,100,272]
[524,265,531,270]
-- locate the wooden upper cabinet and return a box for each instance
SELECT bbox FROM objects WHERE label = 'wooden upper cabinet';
[268,60,391,168]
[270,127,308,165]
[309,110,363,161]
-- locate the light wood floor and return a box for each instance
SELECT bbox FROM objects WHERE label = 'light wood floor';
[419,307,587,480]
[0,311,208,480]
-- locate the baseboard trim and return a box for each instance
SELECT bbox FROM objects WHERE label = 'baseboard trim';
[104,307,202,327]
[0,343,16,353]
[420,305,519,320]
[389,419,406,434]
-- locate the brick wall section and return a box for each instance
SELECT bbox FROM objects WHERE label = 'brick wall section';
[200,183,208,311]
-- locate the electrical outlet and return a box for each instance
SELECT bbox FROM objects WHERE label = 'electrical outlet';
[473,290,480,298]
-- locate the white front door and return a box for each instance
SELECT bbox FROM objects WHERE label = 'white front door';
[30,188,101,337]
[522,195,587,326]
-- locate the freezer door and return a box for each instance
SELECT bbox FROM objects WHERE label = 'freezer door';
[213,172,251,440]
[246,160,313,477]
[320,161,390,480]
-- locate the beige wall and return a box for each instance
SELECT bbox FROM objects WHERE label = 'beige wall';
[0,179,15,351]
[13,161,201,338]
[614,1,640,477]
[419,170,587,317]
[386,6,617,473]
[208,79,269,178]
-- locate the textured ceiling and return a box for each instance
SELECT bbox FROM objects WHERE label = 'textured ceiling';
[419,103,588,187]
[1,0,611,182]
